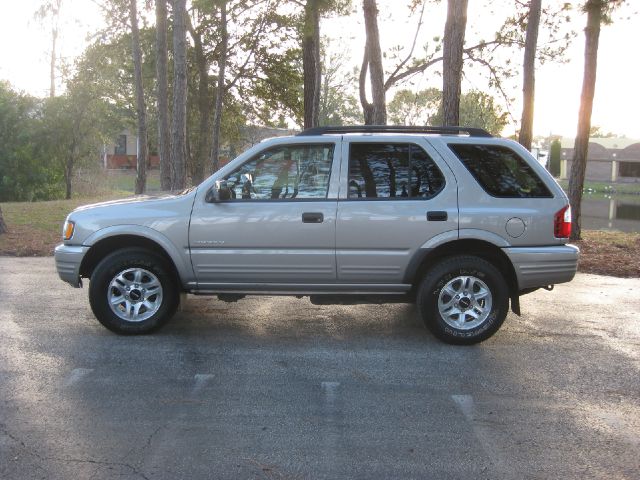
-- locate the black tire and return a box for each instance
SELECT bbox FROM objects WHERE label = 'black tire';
[417,255,509,345]
[89,248,179,334]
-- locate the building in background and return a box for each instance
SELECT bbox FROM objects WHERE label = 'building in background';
[102,126,295,172]
[559,137,640,182]
[103,131,159,169]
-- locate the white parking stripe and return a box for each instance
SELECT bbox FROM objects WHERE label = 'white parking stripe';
[64,368,93,387]
[451,394,515,478]
[321,381,340,404]
[192,373,215,394]
[451,394,474,420]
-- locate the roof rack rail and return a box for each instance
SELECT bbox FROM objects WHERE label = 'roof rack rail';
[297,125,492,138]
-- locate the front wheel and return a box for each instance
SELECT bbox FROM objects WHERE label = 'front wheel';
[417,255,509,345]
[89,248,179,334]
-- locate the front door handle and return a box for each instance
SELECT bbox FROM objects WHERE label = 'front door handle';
[427,211,448,221]
[302,212,324,223]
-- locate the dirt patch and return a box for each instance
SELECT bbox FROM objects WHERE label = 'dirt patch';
[574,231,640,278]
[0,225,60,256]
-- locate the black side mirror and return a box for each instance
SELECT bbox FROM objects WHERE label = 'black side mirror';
[206,180,232,203]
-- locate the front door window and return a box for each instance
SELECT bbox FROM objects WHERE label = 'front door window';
[221,144,334,200]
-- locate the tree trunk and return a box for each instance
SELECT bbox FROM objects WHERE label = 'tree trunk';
[65,157,73,200]
[303,0,321,129]
[187,16,210,185]
[518,0,542,150]
[568,0,603,241]
[0,206,8,235]
[210,2,228,174]
[359,45,373,124]
[170,0,188,190]
[50,25,57,98]
[360,0,386,125]
[156,0,171,191]
[130,0,148,195]
[442,0,468,126]
[47,0,62,98]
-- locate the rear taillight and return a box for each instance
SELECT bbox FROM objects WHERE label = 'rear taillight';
[554,205,571,239]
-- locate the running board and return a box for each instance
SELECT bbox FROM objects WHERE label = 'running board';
[190,283,412,296]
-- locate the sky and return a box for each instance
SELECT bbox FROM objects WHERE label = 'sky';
[1,0,639,139]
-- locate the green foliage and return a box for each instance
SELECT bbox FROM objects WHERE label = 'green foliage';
[456,91,509,135]
[589,0,626,24]
[589,125,618,138]
[318,50,361,126]
[388,88,440,126]
[186,0,307,127]
[248,46,304,125]
[41,75,123,196]
[0,82,61,201]
[74,27,158,129]
[227,2,305,126]
[549,138,561,177]
[389,88,508,135]
[0,73,122,202]
[496,1,575,65]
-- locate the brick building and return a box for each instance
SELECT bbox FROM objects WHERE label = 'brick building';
[103,131,160,169]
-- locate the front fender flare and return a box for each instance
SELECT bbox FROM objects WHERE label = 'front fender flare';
[83,225,194,284]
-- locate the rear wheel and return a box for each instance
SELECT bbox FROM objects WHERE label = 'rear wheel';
[89,248,179,334]
[417,255,509,345]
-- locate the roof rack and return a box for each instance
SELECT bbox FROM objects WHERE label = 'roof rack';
[297,125,492,138]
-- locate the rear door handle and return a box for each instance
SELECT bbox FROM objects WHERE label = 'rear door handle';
[302,212,324,223]
[427,211,448,221]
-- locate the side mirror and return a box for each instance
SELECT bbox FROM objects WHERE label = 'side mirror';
[205,180,232,203]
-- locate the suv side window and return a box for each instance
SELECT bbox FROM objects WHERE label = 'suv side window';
[222,144,334,200]
[448,143,552,198]
[348,143,445,199]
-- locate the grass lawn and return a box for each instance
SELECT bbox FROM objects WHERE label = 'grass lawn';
[0,194,132,256]
[557,180,640,199]
[101,170,162,193]
[1,193,638,277]
[0,171,160,255]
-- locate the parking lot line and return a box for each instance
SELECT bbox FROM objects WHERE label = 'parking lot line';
[192,373,215,394]
[64,368,93,387]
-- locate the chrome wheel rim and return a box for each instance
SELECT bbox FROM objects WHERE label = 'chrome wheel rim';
[107,268,163,322]
[438,275,492,330]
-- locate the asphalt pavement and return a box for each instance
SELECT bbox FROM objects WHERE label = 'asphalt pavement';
[0,257,638,479]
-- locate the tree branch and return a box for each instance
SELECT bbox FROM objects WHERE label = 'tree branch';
[359,43,371,110]
[384,39,504,91]
[226,7,271,92]
[89,0,130,28]
[385,0,426,90]
[463,49,516,124]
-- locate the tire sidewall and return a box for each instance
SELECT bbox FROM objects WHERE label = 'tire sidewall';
[419,257,509,344]
[89,249,178,334]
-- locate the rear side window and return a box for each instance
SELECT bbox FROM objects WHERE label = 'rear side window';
[449,144,552,198]
[348,143,445,199]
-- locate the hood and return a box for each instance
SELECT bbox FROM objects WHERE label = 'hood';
[64,187,197,246]
[73,188,196,213]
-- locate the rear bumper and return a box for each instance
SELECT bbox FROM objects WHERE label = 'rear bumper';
[503,244,579,290]
[54,244,89,288]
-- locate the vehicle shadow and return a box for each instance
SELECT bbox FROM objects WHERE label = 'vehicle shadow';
[161,294,431,346]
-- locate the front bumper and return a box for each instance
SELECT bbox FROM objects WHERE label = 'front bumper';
[503,244,579,290]
[54,244,89,288]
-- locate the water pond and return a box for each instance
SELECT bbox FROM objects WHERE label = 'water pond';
[581,195,640,233]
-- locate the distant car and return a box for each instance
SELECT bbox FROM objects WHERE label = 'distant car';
[531,147,549,167]
[55,126,578,344]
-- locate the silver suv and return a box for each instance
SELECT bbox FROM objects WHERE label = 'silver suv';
[55,126,579,344]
